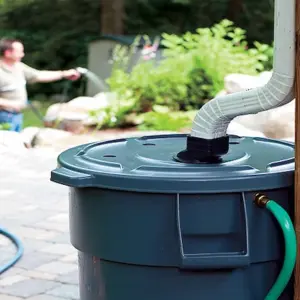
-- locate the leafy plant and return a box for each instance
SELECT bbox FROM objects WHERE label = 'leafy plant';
[161,19,273,95]
[106,35,212,114]
[107,21,273,113]
[138,108,197,131]
[94,21,274,131]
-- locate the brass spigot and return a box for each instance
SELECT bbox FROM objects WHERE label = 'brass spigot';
[255,193,270,208]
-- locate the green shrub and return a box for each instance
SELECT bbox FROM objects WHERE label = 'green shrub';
[107,20,273,114]
[101,20,274,131]
[138,109,197,132]
[107,38,213,114]
[161,19,273,95]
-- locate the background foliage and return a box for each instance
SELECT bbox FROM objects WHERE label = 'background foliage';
[0,0,275,98]
[107,20,272,110]
[0,0,275,130]
[96,20,273,130]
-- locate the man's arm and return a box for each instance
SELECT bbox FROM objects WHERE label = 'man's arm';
[22,63,81,84]
[35,69,81,83]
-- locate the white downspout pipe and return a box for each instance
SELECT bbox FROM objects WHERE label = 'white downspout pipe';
[190,0,295,140]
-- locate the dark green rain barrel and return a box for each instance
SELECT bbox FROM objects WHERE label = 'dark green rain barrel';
[51,134,295,300]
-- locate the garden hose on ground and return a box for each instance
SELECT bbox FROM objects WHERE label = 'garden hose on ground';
[0,227,24,275]
[255,194,297,300]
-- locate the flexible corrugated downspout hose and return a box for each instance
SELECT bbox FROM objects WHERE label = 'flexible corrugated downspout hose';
[255,194,297,300]
[0,227,24,275]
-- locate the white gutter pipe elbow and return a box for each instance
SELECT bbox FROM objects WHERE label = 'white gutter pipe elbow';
[190,0,295,140]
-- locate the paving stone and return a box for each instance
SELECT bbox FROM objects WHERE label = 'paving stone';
[47,214,69,223]
[0,241,15,251]
[36,262,77,275]
[16,251,59,269]
[0,274,28,286]
[0,278,60,298]
[60,253,78,263]
[51,233,71,244]
[25,270,57,281]
[27,295,67,300]
[5,210,56,225]
[33,221,70,233]
[0,295,24,300]
[20,205,39,212]
[7,227,58,241]
[37,201,69,213]
[0,235,11,246]
[0,189,16,197]
[0,218,27,228]
[0,249,16,266]
[0,267,26,278]
[20,239,57,254]
[47,284,79,300]
[55,271,79,285]
[40,243,75,255]
[39,202,66,210]
[0,205,22,216]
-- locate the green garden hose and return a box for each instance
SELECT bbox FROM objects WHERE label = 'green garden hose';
[255,194,297,300]
[0,226,24,274]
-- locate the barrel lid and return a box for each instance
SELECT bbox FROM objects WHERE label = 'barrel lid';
[51,134,295,193]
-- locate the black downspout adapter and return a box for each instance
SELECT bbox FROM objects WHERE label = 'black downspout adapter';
[174,135,230,164]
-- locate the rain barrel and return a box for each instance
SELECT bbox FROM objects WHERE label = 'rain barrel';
[50,134,295,300]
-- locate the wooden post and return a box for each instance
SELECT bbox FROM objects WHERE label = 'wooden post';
[295,1,300,299]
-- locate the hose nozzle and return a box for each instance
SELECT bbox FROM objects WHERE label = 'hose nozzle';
[76,67,88,75]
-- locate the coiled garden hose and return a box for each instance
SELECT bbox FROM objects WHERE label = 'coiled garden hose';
[255,194,297,300]
[0,227,24,275]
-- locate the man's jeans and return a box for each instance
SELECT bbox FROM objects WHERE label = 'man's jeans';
[0,110,23,132]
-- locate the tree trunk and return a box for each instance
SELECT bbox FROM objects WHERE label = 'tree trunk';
[227,0,243,22]
[101,0,124,35]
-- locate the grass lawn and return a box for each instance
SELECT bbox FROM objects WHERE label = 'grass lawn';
[23,101,52,128]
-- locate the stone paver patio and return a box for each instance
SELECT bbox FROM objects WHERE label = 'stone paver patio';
[0,146,79,299]
[0,129,173,299]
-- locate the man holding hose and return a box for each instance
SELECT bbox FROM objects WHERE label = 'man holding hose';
[0,38,81,132]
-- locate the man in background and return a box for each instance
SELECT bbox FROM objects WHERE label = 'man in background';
[0,38,81,132]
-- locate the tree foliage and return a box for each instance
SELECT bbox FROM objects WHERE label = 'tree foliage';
[0,0,275,43]
[125,0,274,44]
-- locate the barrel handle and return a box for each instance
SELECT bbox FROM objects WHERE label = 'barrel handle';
[51,167,94,187]
[176,193,250,270]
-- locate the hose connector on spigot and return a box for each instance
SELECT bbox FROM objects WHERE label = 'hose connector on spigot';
[255,193,270,208]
